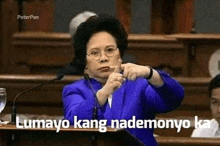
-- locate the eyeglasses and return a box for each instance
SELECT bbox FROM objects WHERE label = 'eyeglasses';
[87,47,118,60]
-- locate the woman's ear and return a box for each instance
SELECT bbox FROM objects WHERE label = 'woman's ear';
[84,65,89,74]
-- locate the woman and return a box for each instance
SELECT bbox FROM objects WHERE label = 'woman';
[62,14,184,145]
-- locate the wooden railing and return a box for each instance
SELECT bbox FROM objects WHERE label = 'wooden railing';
[0,74,211,116]
[10,32,220,77]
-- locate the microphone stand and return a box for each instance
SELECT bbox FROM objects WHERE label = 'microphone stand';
[10,74,64,125]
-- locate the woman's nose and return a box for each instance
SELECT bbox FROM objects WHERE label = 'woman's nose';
[99,51,108,62]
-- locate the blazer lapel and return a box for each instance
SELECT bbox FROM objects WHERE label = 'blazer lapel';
[111,86,125,119]
[88,78,125,120]
[102,102,113,125]
[90,78,102,92]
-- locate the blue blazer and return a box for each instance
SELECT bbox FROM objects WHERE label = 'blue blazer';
[62,71,184,145]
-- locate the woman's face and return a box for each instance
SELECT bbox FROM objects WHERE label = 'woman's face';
[86,31,121,83]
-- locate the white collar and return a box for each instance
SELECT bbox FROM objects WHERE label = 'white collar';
[108,95,112,108]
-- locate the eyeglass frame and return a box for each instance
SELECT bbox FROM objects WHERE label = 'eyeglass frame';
[86,47,119,60]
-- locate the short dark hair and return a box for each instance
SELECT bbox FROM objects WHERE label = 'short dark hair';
[208,74,220,97]
[67,14,128,75]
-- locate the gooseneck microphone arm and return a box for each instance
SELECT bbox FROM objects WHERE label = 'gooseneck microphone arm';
[11,74,64,124]
[84,75,99,120]
[84,75,100,146]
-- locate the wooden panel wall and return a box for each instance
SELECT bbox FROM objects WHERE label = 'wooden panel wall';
[173,0,194,33]
[116,0,131,33]
[0,0,196,75]
[151,0,176,34]
[11,32,185,76]
[1,0,19,74]
[11,32,74,74]
[0,1,2,73]
[168,34,220,77]
[127,35,185,76]
[9,33,220,77]
[23,0,54,32]
[116,0,194,34]
[151,0,194,34]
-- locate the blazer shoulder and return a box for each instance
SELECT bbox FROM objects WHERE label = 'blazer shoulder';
[63,78,87,90]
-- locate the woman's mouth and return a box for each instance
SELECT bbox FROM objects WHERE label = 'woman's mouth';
[98,67,110,72]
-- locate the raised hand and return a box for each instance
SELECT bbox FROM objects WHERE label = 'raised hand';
[110,63,164,87]
[102,59,125,96]
[96,59,125,106]
[110,63,150,81]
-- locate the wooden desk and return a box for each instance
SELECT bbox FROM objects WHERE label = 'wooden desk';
[157,137,220,146]
[1,125,220,146]
[0,125,142,146]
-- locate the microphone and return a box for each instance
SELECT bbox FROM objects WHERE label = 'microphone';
[11,74,64,124]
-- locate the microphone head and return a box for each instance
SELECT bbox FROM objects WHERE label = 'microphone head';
[56,74,64,80]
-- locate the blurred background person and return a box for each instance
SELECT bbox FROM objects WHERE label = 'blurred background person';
[191,74,220,137]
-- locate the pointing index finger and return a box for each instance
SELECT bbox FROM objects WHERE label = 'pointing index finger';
[114,59,122,73]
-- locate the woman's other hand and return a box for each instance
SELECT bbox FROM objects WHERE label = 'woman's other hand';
[110,63,149,81]
[110,62,164,87]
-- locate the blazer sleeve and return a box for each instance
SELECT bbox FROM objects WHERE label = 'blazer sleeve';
[62,85,103,125]
[144,71,185,113]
